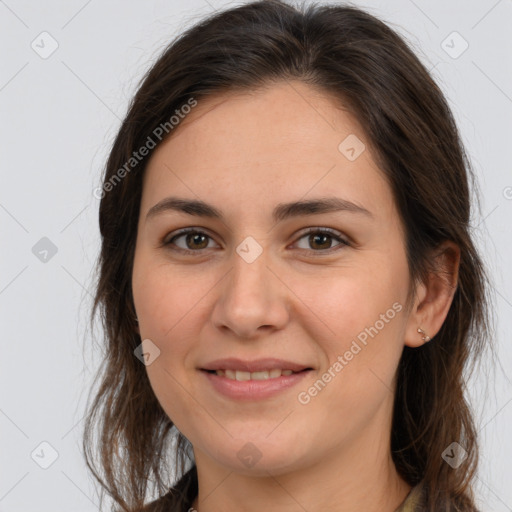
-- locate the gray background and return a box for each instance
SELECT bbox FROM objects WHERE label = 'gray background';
[1,0,511,510]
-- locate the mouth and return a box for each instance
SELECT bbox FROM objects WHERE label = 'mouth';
[202,368,312,381]
[199,357,314,400]
[199,358,314,400]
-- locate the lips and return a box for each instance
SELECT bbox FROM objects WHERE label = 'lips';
[201,362,312,400]
[200,357,312,373]
[199,358,314,399]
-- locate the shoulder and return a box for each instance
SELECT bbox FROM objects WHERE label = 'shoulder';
[142,466,198,512]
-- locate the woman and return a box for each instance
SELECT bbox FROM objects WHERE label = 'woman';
[83,1,491,511]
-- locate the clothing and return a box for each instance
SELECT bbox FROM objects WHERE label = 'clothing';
[394,483,425,512]
[143,466,426,512]
[142,466,197,512]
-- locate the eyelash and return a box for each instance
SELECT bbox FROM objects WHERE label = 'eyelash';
[161,227,350,256]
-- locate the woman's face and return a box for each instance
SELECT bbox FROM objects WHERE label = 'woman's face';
[132,81,416,475]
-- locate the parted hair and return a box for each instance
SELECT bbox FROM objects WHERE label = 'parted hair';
[83,1,492,511]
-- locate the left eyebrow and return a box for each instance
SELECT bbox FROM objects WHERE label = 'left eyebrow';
[272,197,373,222]
[145,196,374,223]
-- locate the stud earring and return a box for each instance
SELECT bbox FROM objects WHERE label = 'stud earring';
[417,327,431,342]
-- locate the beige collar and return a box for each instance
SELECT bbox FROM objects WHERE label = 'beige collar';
[394,483,424,512]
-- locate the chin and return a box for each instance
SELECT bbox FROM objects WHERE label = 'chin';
[199,438,311,477]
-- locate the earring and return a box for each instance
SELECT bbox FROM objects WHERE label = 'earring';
[417,327,431,342]
[135,316,139,324]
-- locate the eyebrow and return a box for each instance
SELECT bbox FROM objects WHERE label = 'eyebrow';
[145,196,373,223]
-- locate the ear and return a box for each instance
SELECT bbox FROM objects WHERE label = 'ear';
[404,241,460,348]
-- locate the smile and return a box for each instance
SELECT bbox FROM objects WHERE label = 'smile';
[209,369,297,380]
[201,368,312,400]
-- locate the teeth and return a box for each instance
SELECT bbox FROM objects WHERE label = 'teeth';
[214,369,297,380]
[251,371,269,380]
[236,371,251,381]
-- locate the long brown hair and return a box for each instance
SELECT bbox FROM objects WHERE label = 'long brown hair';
[83,1,492,511]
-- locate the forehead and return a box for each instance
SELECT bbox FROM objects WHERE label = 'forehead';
[156,81,366,163]
[141,81,394,221]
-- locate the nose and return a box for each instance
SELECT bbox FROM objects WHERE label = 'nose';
[210,246,290,339]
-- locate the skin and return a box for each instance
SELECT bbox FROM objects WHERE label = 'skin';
[131,80,459,512]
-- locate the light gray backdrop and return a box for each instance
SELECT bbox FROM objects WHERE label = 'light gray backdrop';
[1,0,511,510]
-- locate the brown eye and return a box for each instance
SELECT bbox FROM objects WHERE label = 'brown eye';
[294,228,349,253]
[164,229,218,253]
[184,232,209,250]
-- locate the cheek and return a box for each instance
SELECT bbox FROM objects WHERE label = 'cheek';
[292,270,407,435]
[132,253,208,344]
[289,253,409,413]
[132,256,206,429]
[290,260,407,344]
